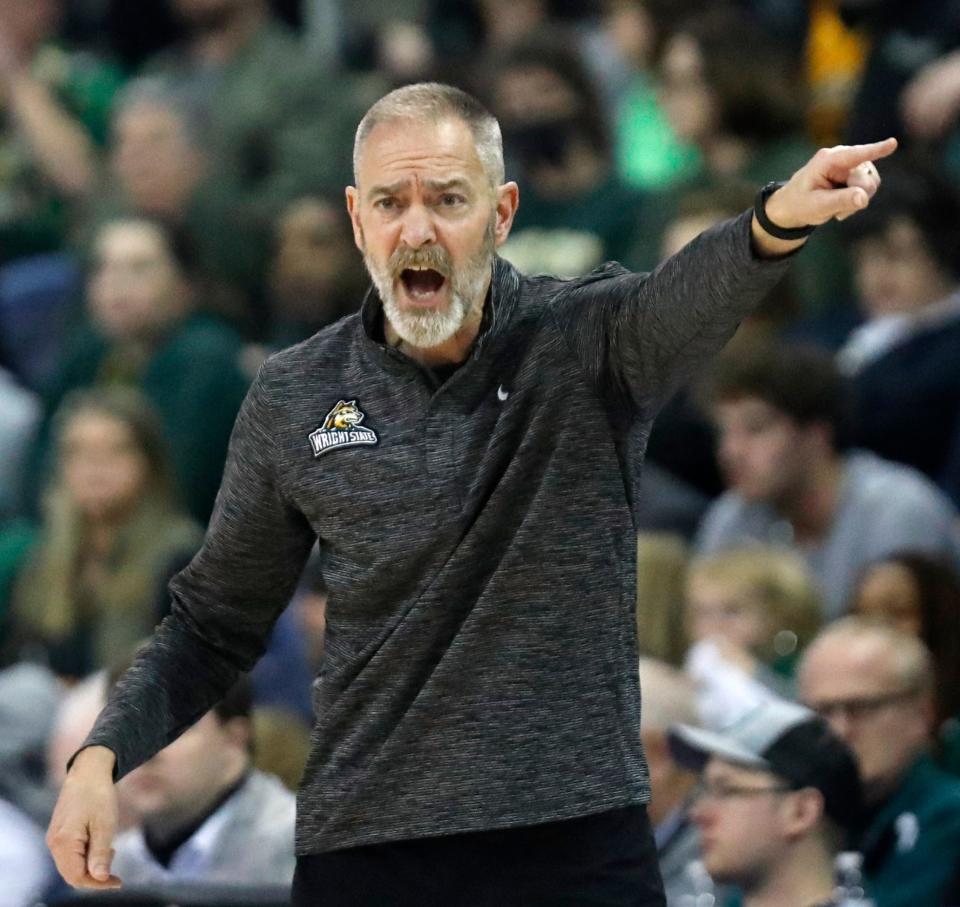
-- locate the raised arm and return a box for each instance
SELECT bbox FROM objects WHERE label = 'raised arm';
[46,363,316,889]
[554,139,897,410]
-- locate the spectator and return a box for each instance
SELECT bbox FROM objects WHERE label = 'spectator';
[685,546,823,685]
[798,618,960,907]
[140,0,369,301]
[31,217,251,522]
[110,673,296,893]
[669,698,863,907]
[7,388,202,678]
[487,29,648,276]
[645,5,851,316]
[0,0,123,264]
[637,658,707,906]
[0,795,54,907]
[265,195,368,348]
[696,341,960,618]
[852,553,960,766]
[837,160,960,506]
[634,533,690,668]
[683,546,822,729]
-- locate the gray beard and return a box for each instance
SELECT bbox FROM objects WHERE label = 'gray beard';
[363,220,496,349]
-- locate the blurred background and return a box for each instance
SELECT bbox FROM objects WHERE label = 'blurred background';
[2,0,960,904]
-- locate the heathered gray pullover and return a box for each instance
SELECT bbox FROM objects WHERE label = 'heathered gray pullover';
[80,210,791,854]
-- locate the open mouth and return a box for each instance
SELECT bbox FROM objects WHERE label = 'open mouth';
[399,266,447,305]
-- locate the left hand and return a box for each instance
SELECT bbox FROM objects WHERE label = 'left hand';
[765,137,898,229]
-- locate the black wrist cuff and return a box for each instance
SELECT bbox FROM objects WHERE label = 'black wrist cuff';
[754,181,817,241]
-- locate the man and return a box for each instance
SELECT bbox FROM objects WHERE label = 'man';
[669,698,863,907]
[109,675,296,895]
[638,658,708,906]
[47,83,893,904]
[798,617,960,907]
[696,341,960,618]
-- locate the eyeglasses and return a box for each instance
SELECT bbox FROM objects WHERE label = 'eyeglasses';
[693,779,793,804]
[806,687,921,722]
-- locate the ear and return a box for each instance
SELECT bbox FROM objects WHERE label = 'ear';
[345,186,365,252]
[493,181,520,247]
[780,787,824,840]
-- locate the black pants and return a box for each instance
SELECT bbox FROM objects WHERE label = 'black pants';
[291,805,666,906]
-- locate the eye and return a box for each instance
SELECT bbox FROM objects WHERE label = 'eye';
[374,197,398,211]
[438,193,466,208]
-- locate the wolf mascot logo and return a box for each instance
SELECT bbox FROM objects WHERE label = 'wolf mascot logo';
[309,400,378,457]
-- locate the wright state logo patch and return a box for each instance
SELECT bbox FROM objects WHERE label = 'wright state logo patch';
[308,400,378,457]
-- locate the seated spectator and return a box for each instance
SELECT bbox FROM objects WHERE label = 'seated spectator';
[138,0,368,301]
[0,0,123,265]
[487,29,649,276]
[637,657,707,906]
[0,795,54,907]
[264,194,367,349]
[646,5,850,316]
[109,673,296,893]
[685,547,823,686]
[838,160,960,507]
[853,553,960,740]
[30,217,251,522]
[798,618,960,907]
[669,698,863,907]
[7,388,202,678]
[696,341,960,618]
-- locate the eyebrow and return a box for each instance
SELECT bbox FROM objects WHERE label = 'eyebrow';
[366,177,473,200]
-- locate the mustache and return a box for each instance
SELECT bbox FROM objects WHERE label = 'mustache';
[389,244,451,278]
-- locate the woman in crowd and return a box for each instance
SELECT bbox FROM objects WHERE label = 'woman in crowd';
[6,387,201,679]
[853,551,960,770]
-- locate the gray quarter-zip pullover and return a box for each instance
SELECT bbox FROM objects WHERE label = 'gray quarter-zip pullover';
[80,210,791,854]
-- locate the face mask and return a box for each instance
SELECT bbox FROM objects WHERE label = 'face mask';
[503,117,578,168]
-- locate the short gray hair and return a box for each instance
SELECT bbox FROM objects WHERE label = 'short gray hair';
[353,82,504,189]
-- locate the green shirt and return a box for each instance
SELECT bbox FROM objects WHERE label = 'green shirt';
[0,44,124,263]
[860,755,960,907]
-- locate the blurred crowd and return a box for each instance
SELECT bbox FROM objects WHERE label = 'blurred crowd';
[1,0,960,905]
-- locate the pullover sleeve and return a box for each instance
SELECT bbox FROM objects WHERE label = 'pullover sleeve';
[551,210,795,412]
[73,361,316,780]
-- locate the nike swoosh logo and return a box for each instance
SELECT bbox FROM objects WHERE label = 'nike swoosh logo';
[497,385,509,402]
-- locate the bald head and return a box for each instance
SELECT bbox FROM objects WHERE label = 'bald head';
[798,617,934,799]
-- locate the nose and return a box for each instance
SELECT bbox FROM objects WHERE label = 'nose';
[399,202,437,249]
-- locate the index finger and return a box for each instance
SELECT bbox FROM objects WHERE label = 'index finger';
[825,138,899,171]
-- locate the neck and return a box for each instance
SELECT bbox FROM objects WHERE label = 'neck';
[775,455,843,543]
[742,843,834,907]
[189,4,266,65]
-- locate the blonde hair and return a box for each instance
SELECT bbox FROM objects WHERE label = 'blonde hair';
[686,546,823,661]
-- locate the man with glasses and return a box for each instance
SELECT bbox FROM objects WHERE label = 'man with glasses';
[798,617,960,907]
[669,698,863,907]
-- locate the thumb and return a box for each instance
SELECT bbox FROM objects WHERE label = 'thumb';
[86,827,114,882]
[831,185,870,222]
